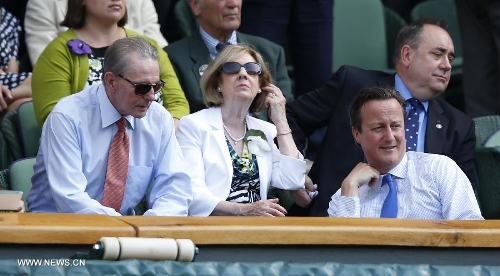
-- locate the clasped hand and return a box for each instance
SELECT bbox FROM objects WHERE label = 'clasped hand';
[289,175,318,207]
[341,163,380,197]
[238,198,287,217]
[0,85,13,112]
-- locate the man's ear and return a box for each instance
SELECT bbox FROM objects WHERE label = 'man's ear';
[400,45,412,67]
[352,127,361,145]
[104,72,117,92]
[190,0,202,17]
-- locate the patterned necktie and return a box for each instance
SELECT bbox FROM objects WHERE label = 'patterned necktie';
[405,98,422,151]
[380,174,398,218]
[216,42,231,53]
[102,117,130,212]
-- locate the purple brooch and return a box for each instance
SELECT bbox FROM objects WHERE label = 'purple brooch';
[67,39,92,55]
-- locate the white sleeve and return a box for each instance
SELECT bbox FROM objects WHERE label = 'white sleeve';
[24,0,67,66]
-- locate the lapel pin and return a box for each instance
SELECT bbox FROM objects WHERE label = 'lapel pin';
[436,120,442,129]
[199,64,208,76]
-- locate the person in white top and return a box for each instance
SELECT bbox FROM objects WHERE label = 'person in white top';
[177,44,313,217]
[24,0,168,66]
[327,86,483,220]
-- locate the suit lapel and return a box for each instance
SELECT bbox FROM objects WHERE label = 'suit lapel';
[189,32,211,86]
[208,108,233,178]
[425,99,447,154]
[236,32,248,44]
[246,117,271,200]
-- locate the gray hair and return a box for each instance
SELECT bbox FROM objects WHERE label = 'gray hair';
[393,18,448,66]
[102,36,159,81]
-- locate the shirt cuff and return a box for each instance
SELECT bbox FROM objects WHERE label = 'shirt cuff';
[337,196,361,217]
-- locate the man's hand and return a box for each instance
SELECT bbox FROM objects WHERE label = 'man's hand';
[289,175,317,207]
[341,163,380,197]
[17,200,25,213]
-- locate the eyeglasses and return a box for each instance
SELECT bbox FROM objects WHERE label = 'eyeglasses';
[221,62,262,75]
[117,74,165,95]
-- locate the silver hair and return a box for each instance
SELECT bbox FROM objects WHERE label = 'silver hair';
[102,36,159,81]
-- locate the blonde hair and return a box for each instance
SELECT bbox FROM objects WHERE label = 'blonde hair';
[200,44,273,115]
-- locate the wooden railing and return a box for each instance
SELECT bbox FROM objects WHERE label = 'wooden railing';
[0,213,135,244]
[0,213,499,248]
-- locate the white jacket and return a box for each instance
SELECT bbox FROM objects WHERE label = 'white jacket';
[24,0,168,66]
[177,107,306,216]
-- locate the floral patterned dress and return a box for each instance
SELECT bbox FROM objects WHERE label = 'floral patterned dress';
[87,47,107,87]
[0,7,31,90]
[225,138,261,203]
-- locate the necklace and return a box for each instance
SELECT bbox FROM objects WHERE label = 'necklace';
[223,121,246,144]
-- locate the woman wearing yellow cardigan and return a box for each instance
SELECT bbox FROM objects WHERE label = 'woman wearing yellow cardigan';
[32,0,189,128]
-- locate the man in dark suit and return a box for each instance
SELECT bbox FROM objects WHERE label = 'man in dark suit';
[286,18,476,216]
[165,0,292,119]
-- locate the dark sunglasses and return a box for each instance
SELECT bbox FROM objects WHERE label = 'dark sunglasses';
[221,62,262,75]
[117,74,165,95]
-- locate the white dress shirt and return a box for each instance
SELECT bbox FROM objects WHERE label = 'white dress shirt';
[27,83,192,216]
[328,151,483,220]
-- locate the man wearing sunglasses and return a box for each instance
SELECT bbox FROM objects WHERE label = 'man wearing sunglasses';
[166,0,293,120]
[27,37,192,216]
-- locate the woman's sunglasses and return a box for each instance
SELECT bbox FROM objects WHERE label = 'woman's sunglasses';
[117,74,165,95]
[221,62,262,75]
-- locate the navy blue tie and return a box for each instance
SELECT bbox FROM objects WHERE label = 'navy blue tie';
[405,98,422,151]
[380,174,397,218]
[216,42,231,53]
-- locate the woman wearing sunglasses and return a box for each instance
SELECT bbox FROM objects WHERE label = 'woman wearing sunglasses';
[177,44,314,216]
[31,0,189,128]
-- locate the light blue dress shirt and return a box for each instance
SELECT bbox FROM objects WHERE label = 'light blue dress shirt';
[394,74,428,152]
[328,151,483,220]
[199,27,238,60]
[27,83,192,216]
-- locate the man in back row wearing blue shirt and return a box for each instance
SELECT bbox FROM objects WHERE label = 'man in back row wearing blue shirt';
[27,37,192,215]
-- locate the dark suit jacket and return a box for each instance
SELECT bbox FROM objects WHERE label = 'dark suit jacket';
[286,65,476,216]
[165,30,293,120]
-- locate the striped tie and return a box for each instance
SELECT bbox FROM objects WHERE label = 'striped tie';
[102,117,129,213]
